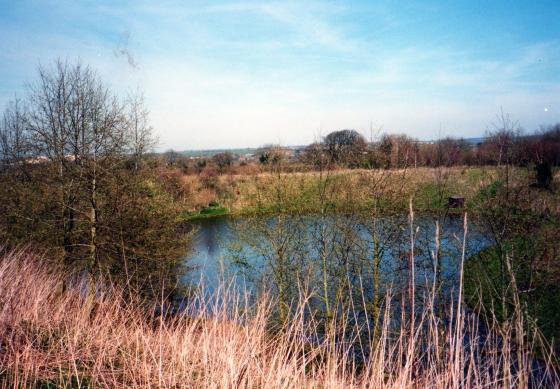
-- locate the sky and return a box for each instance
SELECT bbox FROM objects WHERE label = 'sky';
[1,1,559,150]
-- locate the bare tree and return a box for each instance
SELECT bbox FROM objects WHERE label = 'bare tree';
[324,129,367,167]
[257,145,286,169]
[1,98,31,170]
[299,142,331,171]
[0,59,189,297]
[212,152,234,172]
[487,110,520,167]
[126,91,157,170]
[24,60,128,270]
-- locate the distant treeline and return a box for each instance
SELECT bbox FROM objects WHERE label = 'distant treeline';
[299,126,560,169]
[159,124,560,175]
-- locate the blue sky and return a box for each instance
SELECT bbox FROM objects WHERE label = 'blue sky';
[1,1,559,150]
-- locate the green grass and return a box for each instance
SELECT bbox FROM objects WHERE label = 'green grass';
[413,182,452,210]
[180,204,229,221]
[181,167,519,219]
[464,240,560,354]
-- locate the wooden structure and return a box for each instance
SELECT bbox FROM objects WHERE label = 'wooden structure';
[448,196,465,208]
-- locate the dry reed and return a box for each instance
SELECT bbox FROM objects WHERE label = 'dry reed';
[0,246,557,388]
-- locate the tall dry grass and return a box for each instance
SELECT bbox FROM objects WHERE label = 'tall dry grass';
[0,247,557,388]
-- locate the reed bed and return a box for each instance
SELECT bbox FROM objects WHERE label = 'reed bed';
[0,248,557,388]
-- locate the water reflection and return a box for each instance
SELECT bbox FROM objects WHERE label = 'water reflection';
[183,214,491,298]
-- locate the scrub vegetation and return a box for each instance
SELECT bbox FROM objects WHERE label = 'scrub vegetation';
[0,241,557,388]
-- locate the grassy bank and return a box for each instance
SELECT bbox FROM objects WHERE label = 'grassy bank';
[176,166,514,220]
[0,249,557,388]
[180,204,229,221]
[465,239,560,354]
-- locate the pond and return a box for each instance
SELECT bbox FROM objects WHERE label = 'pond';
[182,213,491,302]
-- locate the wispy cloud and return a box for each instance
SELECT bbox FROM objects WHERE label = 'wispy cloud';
[1,1,559,149]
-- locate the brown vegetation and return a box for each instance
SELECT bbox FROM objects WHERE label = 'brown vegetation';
[0,248,557,388]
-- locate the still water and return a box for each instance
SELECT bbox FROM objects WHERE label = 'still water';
[182,213,491,297]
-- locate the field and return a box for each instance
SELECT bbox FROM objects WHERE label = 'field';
[175,166,560,219]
